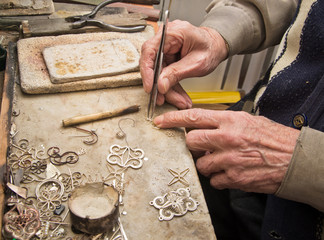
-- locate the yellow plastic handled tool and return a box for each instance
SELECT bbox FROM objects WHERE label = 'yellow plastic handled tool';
[187,91,241,104]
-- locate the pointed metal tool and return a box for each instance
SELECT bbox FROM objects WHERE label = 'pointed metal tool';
[147,9,169,120]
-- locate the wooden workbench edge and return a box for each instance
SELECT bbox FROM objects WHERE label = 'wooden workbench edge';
[0,42,17,237]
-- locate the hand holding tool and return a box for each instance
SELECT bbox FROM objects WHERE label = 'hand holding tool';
[65,0,146,32]
[147,9,169,120]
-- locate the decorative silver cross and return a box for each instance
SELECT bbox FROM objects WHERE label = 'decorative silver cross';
[168,168,190,186]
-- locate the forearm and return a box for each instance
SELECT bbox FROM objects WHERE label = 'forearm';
[201,0,298,56]
[276,127,324,212]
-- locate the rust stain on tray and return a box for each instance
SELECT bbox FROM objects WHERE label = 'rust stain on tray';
[43,39,140,84]
[16,27,155,94]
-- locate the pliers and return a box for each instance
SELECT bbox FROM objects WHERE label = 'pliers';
[65,0,146,33]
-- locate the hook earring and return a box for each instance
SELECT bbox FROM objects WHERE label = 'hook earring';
[108,117,147,170]
[73,127,98,145]
[116,118,135,146]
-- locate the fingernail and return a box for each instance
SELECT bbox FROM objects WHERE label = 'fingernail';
[179,101,190,110]
[161,78,169,94]
[153,115,164,127]
[187,101,192,109]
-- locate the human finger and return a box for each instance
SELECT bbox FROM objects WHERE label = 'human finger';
[153,108,224,129]
[185,129,222,152]
[189,150,207,160]
[208,168,278,194]
[140,27,164,93]
[156,24,227,94]
[140,43,156,93]
[195,147,269,175]
[209,171,254,191]
[156,92,165,106]
[209,172,227,190]
[195,152,224,177]
[157,53,211,94]
[164,84,192,109]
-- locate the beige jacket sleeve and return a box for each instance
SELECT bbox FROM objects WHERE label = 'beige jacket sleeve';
[276,127,324,212]
[200,1,324,212]
[200,0,298,56]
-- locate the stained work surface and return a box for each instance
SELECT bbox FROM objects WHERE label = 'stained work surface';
[0,0,54,16]
[17,27,154,94]
[6,84,217,239]
[43,39,140,84]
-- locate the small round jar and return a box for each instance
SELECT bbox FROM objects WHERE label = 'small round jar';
[68,182,119,235]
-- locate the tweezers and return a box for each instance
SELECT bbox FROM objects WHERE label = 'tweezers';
[147,9,169,120]
[65,0,145,33]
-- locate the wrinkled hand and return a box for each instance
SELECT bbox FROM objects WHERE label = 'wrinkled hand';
[140,20,228,109]
[154,109,300,194]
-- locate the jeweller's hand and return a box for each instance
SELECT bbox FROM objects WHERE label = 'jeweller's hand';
[153,109,300,194]
[140,20,228,109]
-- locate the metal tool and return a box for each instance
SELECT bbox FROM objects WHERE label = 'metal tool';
[65,0,146,33]
[147,9,169,120]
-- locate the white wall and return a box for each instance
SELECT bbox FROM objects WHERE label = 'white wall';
[167,0,211,26]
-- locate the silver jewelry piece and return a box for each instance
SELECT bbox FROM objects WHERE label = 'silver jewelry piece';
[107,144,144,169]
[3,202,41,240]
[35,179,65,213]
[168,168,190,186]
[150,187,199,221]
[116,118,135,146]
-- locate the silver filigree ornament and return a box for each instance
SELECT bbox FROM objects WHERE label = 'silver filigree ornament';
[103,164,127,194]
[107,144,145,169]
[58,172,82,193]
[168,168,190,186]
[35,179,65,214]
[150,188,199,221]
[3,202,41,240]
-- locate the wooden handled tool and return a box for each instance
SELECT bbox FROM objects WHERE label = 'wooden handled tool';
[62,105,140,127]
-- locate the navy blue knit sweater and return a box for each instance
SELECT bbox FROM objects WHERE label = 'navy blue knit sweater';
[231,0,324,239]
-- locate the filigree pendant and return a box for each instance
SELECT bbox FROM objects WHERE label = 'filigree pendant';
[3,203,41,240]
[107,144,146,169]
[150,187,199,221]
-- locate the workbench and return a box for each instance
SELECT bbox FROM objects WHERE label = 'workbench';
[0,3,217,240]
